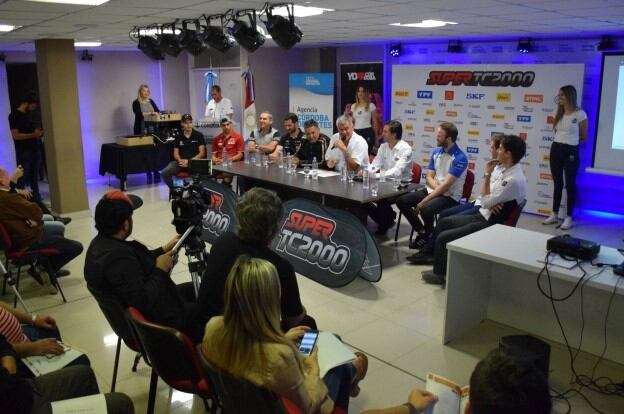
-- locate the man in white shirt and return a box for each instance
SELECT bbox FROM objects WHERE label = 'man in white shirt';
[364,120,413,234]
[247,111,280,155]
[325,114,369,172]
[204,85,234,121]
[414,135,528,285]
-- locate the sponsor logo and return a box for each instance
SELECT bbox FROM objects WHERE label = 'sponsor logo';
[466,146,479,154]
[539,145,551,150]
[423,118,432,122]
[470,104,482,109]
[446,110,458,117]
[538,191,552,199]
[466,93,486,100]
[542,107,554,113]
[468,162,476,170]
[487,105,496,110]
[469,121,479,126]
[547,116,554,124]
[424,126,435,132]
[522,105,534,113]
[519,133,527,141]
[347,71,376,81]
[203,192,231,237]
[407,132,416,138]
[497,93,511,102]
[468,112,481,119]
[422,158,430,164]
[542,135,554,142]
[405,124,414,131]
[276,209,350,274]
[425,109,435,116]
[404,109,416,114]
[524,94,544,103]
[467,138,479,143]
[521,125,534,131]
[539,163,549,169]
[407,117,418,121]
[421,134,432,139]
[395,90,409,97]
[438,102,447,108]
[422,102,433,107]
[468,154,478,161]
[454,121,464,125]
[538,208,553,215]
[453,103,464,108]
[467,130,480,136]
[417,90,433,99]
[492,114,505,120]
[540,173,553,180]
[503,106,515,111]
[504,123,515,130]
[393,100,404,105]
[422,142,434,149]
[444,90,455,100]
[543,154,550,161]
[485,123,497,127]
[517,115,531,122]
[408,101,418,107]
[425,70,535,87]
[535,200,548,206]
[520,161,530,166]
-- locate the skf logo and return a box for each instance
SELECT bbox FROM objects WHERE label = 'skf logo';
[468,162,476,170]
[347,71,376,81]
[543,154,550,161]
[467,130,480,137]
[466,147,479,154]
[444,90,455,100]
[492,114,505,120]
[519,133,527,141]
[425,109,435,116]
[446,111,457,117]
[202,192,231,236]
[547,116,554,125]
[417,90,433,99]
[424,126,435,132]
[466,93,485,100]
[405,124,414,131]
[517,115,531,122]
[542,135,554,142]
[395,90,409,97]
[497,93,511,102]
[524,94,544,103]
[276,210,350,274]
[540,173,553,180]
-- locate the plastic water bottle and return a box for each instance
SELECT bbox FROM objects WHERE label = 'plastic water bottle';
[379,168,386,182]
[311,156,319,180]
[284,141,291,157]
[244,148,249,164]
[221,146,228,167]
[340,165,347,182]
[363,168,370,190]
[286,155,293,174]
[277,148,284,169]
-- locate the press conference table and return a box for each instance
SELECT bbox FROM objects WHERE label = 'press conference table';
[212,162,418,204]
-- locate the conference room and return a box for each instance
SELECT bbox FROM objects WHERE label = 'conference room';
[1,0,624,413]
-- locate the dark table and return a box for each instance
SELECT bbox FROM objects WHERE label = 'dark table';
[99,142,173,190]
[212,162,418,204]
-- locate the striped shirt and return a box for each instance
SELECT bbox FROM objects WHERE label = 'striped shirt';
[0,306,28,343]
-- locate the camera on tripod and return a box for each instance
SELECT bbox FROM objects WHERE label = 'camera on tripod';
[170,160,213,235]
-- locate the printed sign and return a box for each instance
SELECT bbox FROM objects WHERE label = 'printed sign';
[289,73,334,137]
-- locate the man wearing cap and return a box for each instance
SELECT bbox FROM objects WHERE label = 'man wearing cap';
[212,117,244,186]
[84,191,203,343]
[161,114,206,195]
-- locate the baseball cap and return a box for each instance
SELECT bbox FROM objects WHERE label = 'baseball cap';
[220,116,232,125]
[181,113,193,122]
[94,191,143,235]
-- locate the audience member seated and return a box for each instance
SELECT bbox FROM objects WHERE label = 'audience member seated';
[84,191,203,343]
[363,120,412,235]
[361,348,551,414]
[212,116,244,187]
[161,113,206,196]
[411,135,527,285]
[271,113,305,160]
[293,119,330,168]
[395,122,467,250]
[197,187,314,329]
[0,334,134,414]
[0,167,83,294]
[247,111,280,156]
[201,255,368,414]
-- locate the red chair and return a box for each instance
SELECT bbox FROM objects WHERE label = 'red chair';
[394,162,422,242]
[127,307,218,414]
[503,199,527,227]
[461,170,475,202]
[0,222,66,306]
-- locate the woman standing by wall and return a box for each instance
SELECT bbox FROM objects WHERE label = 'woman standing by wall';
[131,84,161,183]
[349,85,379,155]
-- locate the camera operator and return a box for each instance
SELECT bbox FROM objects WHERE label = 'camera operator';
[84,191,203,343]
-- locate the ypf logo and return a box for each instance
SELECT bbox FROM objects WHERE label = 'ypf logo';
[417,90,433,99]
[275,210,351,274]
[347,71,376,81]
[517,115,531,122]
[202,192,231,236]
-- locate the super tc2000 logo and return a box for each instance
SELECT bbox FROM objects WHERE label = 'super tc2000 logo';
[276,210,351,274]
[426,71,535,87]
[202,192,231,235]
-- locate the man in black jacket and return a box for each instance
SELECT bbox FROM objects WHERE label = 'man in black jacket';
[84,191,202,343]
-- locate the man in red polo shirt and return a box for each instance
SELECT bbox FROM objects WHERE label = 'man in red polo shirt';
[212,117,244,186]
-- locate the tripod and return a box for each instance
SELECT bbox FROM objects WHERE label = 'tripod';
[0,259,31,313]
[177,225,209,297]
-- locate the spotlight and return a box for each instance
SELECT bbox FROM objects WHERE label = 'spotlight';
[262,3,303,49]
[517,38,533,53]
[137,34,164,60]
[597,35,615,51]
[179,20,207,56]
[79,50,93,61]
[158,23,182,57]
[203,14,235,53]
[389,43,402,57]
[447,40,463,53]
[228,9,265,52]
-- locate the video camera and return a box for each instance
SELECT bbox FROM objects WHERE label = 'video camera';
[170,160,213,235]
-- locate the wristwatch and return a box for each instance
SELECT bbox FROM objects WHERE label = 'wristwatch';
[405,402,419,414]
[31,313,38,323]
[483,172,491,178]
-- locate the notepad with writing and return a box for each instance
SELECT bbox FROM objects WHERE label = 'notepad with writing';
[51,393,107,414]
[317,331,356,378]
[423,372,470,414]
[22,346,85,377]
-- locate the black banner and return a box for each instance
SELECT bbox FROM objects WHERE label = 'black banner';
[199,179,239,244]
[270,198,382,287]
[340,62,384,121]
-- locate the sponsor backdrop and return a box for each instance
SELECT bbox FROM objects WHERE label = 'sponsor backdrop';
[200,179,239,244]
[391,64,584,216]
[340,63,384,123]
[289,73,334,137]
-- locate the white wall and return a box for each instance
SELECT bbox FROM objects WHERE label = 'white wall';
[0,62,15,171]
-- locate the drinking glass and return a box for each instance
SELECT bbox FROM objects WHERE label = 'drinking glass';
[303,165,311,178]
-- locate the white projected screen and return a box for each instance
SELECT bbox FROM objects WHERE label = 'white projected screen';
[594,53,624,173]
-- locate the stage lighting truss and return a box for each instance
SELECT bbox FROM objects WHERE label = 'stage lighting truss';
[131,26,165,60]
[158,22,183,57]
[203,13,236,53]
[260,2,303,49]
[179,20,207,56]
[227,9,265,53]
[389,43,402,57]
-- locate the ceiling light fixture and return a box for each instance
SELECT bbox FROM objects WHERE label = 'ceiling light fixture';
[75,41,101,47]
[261,3,302,49]
[179,20,207,56]
[25,0,109,5]
[517,37,533,53]
[261,4,333,18]
[131,27,165,60]
[390,20,458,28]
[158,22,183,57]
[0,24,19,32]
[203,14,235,53]
[228,9,265,53]
[389,43,402,57]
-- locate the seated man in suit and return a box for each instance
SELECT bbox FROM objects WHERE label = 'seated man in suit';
[409,135,527,285]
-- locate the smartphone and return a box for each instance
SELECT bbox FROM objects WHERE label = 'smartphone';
[172,226,194,254]
[298,330,319,356]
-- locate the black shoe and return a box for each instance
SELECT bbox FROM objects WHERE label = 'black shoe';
[422,269,446,286]
[27,266,44,285]
[375,220,396,235]
[55,269,71,277]
[409,235,428,250]
[406,251,434,264]
[57,216,72,225]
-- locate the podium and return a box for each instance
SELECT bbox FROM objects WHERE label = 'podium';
[144,112,181,141]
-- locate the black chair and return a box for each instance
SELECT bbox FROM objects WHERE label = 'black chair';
[88,286,145,392]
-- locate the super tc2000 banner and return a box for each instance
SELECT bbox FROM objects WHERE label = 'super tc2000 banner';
[391,64,584,216]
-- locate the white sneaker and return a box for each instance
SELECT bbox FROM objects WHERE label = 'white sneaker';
[559,216,573,230]
[542,214,559,225]
[40,272,58,295]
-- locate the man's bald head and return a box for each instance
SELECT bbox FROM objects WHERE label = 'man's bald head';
[0,168,10,188]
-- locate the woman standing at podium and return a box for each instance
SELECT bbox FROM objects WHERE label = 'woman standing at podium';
[132,84,161,183]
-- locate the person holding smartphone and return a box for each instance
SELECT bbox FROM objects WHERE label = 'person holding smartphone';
[201,255,368,414]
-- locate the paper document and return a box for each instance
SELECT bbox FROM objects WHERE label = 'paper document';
[317,331,356,378]
[423,372,470,414]
[22,346,84,377]
[52,394,107,414]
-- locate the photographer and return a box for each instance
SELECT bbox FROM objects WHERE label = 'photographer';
[84,191,203,343]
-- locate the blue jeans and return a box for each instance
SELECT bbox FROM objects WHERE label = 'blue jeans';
[323,363,355,410]
[16,149,41,201]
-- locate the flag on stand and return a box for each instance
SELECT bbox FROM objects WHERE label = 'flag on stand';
[241,69,257,140]
[204,71,218,104]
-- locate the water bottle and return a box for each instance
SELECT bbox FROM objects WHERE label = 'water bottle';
[284,141,291,157]
[286,155,293,174]
[277,148,284,169]
[340,164,347,182]
[221,146,228,167]
[311,156,319,180]
[363,168,370,190]
[244,148,249,164]
[379,168,386,182]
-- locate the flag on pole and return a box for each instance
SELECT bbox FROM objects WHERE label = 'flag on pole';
[241,68,257,140]
[204,71,218,103]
